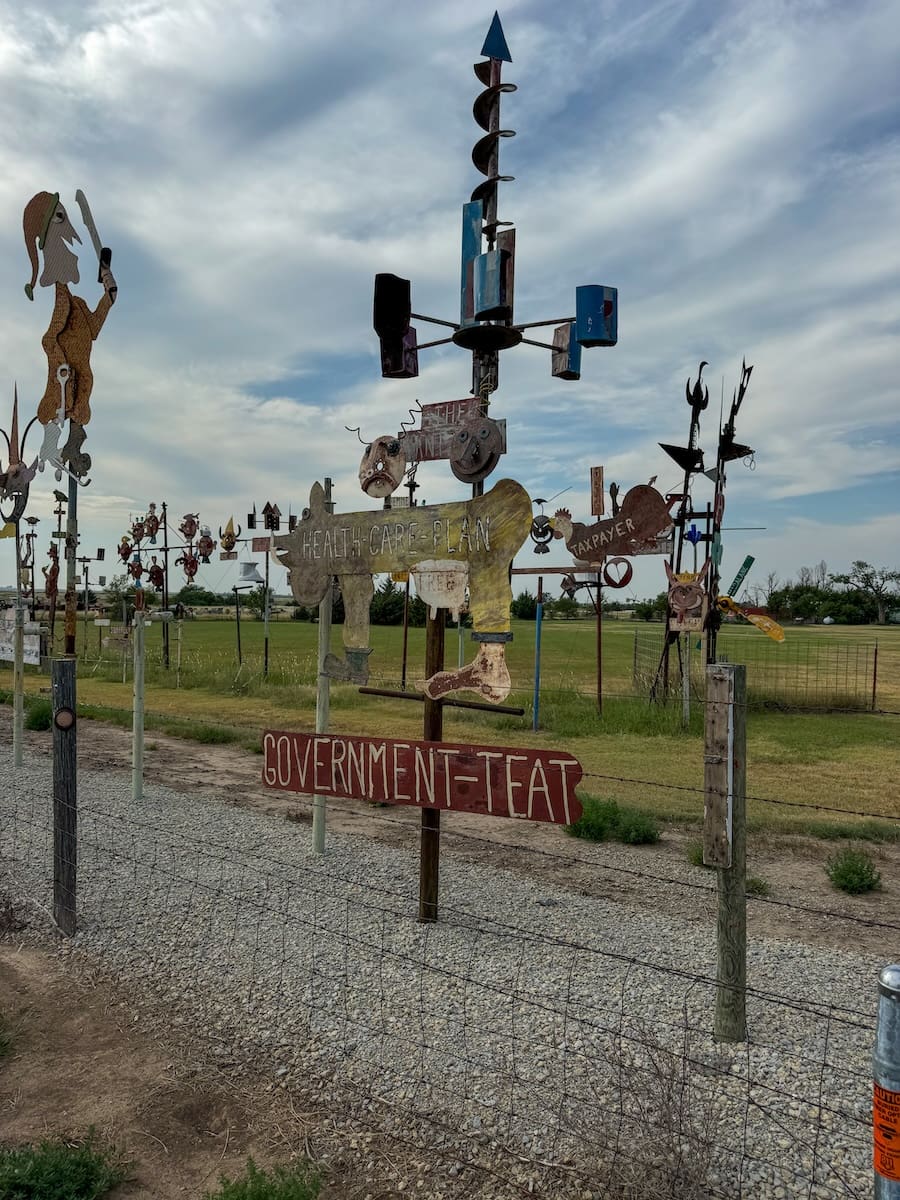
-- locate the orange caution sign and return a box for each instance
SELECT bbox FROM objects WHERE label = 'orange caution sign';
[874,1082,900,1181]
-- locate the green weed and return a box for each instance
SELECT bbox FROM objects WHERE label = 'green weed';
[567,796,660,845]
[0,1132,127,1199]
[826,846,882,894]
[203,1157,320,1200]
[745,875,772,897]
[23,699,52,731]
[686,841,714,868]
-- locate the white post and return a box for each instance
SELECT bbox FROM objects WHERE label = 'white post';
[682,632,691,726]
[132,606,145,802]
[312,477,334,855]
[13,528,25,769]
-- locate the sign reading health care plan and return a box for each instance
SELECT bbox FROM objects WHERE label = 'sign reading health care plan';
[262,731,583,825]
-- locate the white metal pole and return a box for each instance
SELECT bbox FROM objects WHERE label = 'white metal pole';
[312,477,334,855]
[132,606,145,802]
[12,528,24,769]
[175,618,183,689]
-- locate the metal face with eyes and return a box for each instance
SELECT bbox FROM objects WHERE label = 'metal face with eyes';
[449,417,504,485]
[359,435,407,497]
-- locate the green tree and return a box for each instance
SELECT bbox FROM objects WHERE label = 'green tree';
[830,561,900,625]
[371,577,405,625]
[244,585,274,620]
[101,574,158,613]
[170,583,229,607]
[510,590,537,620]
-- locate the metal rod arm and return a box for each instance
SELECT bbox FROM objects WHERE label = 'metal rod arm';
[358,686,524,717]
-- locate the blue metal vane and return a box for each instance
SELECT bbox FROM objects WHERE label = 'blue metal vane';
[481,11,512,62]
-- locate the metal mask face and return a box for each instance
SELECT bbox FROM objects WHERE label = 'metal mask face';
[359,436,406,498]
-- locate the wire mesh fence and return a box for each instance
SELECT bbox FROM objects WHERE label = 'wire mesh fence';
[1,743,879,1199]
[632,628,878,711]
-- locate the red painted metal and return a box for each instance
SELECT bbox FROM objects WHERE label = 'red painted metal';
[262,731,583,825]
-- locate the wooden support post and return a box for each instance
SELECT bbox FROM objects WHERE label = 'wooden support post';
[419,609,444,922]
[312,478,334,856]
[703,662,747,1042]
[52,658,77,936]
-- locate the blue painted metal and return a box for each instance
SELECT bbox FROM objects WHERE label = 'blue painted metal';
[533,597,543,731]
[473,249,511,320]
[551,322,581,380]
[686,523,703,545]
[481,11,512,62]
[575,284,618,347]
[460,200,483,326]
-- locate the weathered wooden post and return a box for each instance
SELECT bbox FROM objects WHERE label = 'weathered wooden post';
[312,478,334,855]
[874,965,900,1196]
[703,661,747,1042]
[51,657,77,936]
[419,609,444,923]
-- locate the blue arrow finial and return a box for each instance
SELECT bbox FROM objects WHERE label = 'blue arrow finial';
[481,11,512,62]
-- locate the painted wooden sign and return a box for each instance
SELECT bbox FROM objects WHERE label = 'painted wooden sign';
[272,477,532,702]
[553,483,673,562]
[402,411,507,467]
[262,731,583,825]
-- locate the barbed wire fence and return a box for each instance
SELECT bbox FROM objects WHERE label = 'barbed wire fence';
[1,696,888,1198]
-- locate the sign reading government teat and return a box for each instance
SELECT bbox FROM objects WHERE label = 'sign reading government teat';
[272,476,532,702]
[262,731,583,825]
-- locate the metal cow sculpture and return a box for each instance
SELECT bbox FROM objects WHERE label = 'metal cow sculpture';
[272,477,532,702]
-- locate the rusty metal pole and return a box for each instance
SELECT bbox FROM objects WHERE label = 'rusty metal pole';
[12,525,25,769]
[533,576,543,731]
[161,501,170,669]
[419,609,444,922]
[596,573,603,715]
[63,475,78,657]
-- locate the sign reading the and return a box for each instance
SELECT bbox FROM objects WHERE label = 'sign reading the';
[262,731,583,825]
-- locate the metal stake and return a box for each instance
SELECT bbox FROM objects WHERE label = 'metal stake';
[874,965,900,1196]
[419,609,444,922]
[533,576,543,731]
[12,525,24,769]
[132,604,145,802]
[312,477,334,855]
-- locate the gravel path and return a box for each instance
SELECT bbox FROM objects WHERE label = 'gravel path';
[1,746,881,1199]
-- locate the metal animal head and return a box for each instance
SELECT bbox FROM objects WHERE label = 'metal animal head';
[665,560,710,621]
[219,516,241,552]
[359,436,406,498]
[179,513,199,542]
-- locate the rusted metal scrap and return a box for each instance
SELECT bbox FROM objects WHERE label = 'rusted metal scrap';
[272,477,532,702]
[552,482,673,563]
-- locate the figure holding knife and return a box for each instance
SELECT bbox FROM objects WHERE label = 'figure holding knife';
[22,188,117,479]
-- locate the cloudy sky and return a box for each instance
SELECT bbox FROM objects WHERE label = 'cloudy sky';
[0,0,898,603]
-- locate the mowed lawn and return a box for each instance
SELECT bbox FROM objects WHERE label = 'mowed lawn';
[5,616,900,836]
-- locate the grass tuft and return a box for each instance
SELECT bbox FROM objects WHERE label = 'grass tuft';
[825,846,882,894]
[24,698,53,731]
[745,875,772,897]
[203,1157,320,1200]
[686,841,714,869]
[568,796,660,845]
[0,1131,128,1199]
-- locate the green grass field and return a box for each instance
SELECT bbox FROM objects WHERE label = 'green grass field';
[5,616,900,837]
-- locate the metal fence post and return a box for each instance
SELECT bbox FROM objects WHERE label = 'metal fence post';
[132,606,146,802]
[704,662,747,1042]
[875,965,900,1196]
[312,477,334,855]
[52,658,77,936]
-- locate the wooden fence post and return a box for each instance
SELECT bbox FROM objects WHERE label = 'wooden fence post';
[703,662,747,1042]
[52,657,77,936]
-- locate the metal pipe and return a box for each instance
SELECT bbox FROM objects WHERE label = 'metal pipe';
[533,576,543,732]
[64,475,78,657]
[263,545,271,679]
[132,606,145,802]
[513,317,575,330]
[161,500,170,669]
[12,525,24,769]
[358,686,524,717]
[410,312,460,330]
[312,477,334,855]
[234,587,243,666]
[874,964,900,1195]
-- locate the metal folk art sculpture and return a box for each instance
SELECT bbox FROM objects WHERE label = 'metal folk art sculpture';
[273,478,532,702]
[23,189,117,480]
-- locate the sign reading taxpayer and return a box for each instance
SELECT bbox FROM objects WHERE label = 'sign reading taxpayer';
[262,731,583,825]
